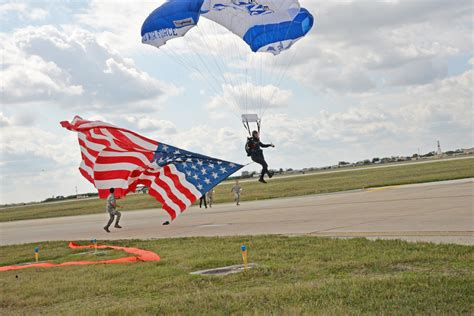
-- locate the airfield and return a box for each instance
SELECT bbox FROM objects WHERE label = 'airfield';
[1,178,472,246]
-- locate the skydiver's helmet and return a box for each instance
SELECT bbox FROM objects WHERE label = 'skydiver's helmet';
[252,130,259,139]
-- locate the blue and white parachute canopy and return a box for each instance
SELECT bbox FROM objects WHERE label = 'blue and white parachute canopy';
[141,0,314,55]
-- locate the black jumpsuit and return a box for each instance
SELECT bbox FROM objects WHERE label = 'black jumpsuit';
[246,137,272,180]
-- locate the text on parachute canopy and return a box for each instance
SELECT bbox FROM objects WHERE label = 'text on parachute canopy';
[143,28,178,42]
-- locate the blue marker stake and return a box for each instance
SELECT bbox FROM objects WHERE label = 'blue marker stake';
[34,247,39,263]
[241,245,248,270]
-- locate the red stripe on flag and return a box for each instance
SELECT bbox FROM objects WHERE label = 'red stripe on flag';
[79,167,94,184]
[139,178,177,219]
[96,156,150,168]
[87,130,111,147]
[81,153,94,169]
[94,170,131,181]
[162,165,196,203]
[78,139,99,157]
[108,129,148,151]
[152,175,187,212]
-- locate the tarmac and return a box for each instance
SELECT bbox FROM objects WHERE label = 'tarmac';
[0,179,472,246]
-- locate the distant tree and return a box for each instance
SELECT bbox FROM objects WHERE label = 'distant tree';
[279,168,283,174]
[372,157,380,163]
[421,151,435,157]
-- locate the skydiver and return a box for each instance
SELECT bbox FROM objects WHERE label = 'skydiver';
[104,188,123,233]
[245,130,275,183]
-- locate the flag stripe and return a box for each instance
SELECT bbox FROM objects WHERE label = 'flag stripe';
[163,165,197,203]
[79,134,105,153]
[140,174,181,214]
[94,162,145,172]
[153,175,187,213]
[168,164,202,198]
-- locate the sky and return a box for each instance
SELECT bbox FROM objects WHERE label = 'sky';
[0,0,473,204]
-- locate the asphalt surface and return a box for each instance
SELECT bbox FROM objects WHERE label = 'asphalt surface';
[1,179,472,246]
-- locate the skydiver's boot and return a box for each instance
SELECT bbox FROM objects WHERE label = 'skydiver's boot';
[104,226,111,233]
[269,171,274,178]
[259,177,267,184]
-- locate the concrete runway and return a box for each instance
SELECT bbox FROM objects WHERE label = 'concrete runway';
[1,179,472,246]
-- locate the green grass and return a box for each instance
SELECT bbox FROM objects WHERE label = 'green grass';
[0,236,472,315]
[1,158,473,222]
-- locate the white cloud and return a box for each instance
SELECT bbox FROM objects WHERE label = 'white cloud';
[0,113,12,128]
[254,67,473,168]
[0,3,48,21]
[280,0,474,92]
[0,123,77,166]
[123,116,177,134]
[75,0,165,53]
[1,25,180,112]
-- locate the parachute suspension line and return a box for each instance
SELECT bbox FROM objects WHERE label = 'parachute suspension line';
[241,114,261,137]
[226,22,256,118]
[192,23,247,120]
[243,120,251,136]
[227,23,252,115]
[161,45,238,118]
[195,23,243,117]
[195,25,233,91]
[260,7,302,120]
[264,12,303,118]
[182,35,223,89]
[262,48,300,119]
[180,30,242,119]
[260,0,290,105]
[159,47,218,92]
[162,47,221,99]
[258,12,265,119]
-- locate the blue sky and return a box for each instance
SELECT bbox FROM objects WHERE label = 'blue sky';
[1,0,473,204]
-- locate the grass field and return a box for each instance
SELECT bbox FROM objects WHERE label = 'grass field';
[1,158,473,222]
[0,236,472,315]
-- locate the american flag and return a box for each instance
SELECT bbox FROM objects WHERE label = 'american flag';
[61,116,243,221]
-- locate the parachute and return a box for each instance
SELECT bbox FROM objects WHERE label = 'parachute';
[141,0,314,134]
[142,0,314,55]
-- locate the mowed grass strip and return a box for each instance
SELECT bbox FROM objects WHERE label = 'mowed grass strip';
[0,236,472,315]
[1,158,473,222]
